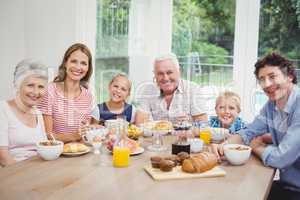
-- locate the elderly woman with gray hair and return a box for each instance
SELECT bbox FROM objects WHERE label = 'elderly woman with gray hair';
[0,59,48,166]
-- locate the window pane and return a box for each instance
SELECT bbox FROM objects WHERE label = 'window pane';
[95,0,130,102]
[172,0,236,114]
[255,0,300,113]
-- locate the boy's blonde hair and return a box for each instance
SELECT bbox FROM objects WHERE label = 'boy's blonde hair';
[109,73,132,95]
[215,91,241,113]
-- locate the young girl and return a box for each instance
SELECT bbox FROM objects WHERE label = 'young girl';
[209,91,246,133]
[38,43,94,143]
[91,74,147,124]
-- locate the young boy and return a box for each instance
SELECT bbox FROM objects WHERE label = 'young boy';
[209,91,246,133]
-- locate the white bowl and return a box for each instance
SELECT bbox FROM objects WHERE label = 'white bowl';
[224,144,251,165]
[210,128,230,142]
[36,140,63,161]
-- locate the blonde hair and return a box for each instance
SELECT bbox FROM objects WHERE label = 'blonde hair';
[109,73,132,95]
[215,91,241,113]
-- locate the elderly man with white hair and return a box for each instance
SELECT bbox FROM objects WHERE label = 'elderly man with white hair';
[136,53,208,122]
[0,59,48,166]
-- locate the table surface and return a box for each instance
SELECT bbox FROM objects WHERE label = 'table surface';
[0,136,275,200]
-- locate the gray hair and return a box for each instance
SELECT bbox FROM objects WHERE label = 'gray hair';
[154,53,180,69]
[13,59,48,89]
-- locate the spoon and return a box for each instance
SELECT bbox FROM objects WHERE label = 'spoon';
[49,133,56,142]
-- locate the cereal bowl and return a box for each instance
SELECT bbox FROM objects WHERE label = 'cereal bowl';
[223,144,251,165]
[36,140,63,161]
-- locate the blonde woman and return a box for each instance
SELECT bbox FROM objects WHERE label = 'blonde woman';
[38,43,94,143]
[0,59,48,166]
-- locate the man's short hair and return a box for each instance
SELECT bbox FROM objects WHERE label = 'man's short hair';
[154,53,180,69]
[254,52,297,84]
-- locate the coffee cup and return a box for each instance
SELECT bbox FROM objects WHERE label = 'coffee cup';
[82,128,108,144]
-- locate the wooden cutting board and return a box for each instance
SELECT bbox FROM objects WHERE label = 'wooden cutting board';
[144,165,226,181]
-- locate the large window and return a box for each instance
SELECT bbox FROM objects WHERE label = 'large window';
[254,0,300,112]
[172,0,236,114]
[95,0,130,102]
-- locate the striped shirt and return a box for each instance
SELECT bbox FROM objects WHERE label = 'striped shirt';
[38,83,93,134]
[136,79,208,123]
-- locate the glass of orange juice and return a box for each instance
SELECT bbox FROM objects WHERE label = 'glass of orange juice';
[113,146,130,167]
[199,127,211,145]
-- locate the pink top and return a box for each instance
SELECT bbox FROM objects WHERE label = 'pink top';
[38,83,93,134]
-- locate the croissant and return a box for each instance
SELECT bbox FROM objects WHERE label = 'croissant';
[182,152,218,173]
[63,143,88,153]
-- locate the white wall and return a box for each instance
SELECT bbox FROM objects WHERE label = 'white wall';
[0,0,25,99]
[0,0,96,100]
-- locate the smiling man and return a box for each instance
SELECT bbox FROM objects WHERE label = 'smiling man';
[212,53,300,200]
[136,53,208,122]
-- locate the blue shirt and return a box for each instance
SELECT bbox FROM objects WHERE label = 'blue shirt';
[209,116,246,133]
[239,86,300,189]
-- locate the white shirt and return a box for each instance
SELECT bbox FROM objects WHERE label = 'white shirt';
[136,79,208,122]
[0,101,47,162]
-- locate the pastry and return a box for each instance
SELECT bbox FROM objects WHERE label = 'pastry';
[153,121,172,131]
[182,152,217,173]
[177,152,190,164]
[159,160,174,172]
[63,143,88,153]
[150,156,163,168]
[164,155,180,166]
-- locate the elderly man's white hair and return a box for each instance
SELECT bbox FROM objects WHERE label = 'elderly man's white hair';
[154,53,180,69]
[13,59,48,90]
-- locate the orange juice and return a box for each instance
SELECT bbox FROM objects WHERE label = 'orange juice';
[199,128,211,144]
[113,146,130,167]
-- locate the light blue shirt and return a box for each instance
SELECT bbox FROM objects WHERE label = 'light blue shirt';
[239,86,300,189]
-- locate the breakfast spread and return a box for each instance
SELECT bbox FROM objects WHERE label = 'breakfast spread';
[182,152,218,173]
[63,143,89,153]
[150,152,218,174]
[106,133,140,154]
[127,124,143,140]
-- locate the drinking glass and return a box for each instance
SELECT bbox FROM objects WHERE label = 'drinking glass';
[147,130,168,152]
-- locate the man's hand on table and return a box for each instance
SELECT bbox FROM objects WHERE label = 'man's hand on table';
[250,136,268,159]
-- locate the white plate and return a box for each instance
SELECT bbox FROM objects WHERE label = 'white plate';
[62,147,91,157]
[130,147,145,156]
[108,147,145,156]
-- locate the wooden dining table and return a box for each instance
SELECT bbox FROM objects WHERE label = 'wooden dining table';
[0,136,275,200]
